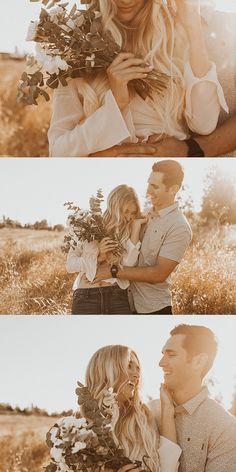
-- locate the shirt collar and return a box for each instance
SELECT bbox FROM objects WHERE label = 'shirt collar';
[151,202,179,218]
[174,386,209,416]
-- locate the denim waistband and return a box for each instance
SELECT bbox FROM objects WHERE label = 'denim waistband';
[74,285,124,295]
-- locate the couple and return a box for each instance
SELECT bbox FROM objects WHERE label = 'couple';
[48,0,227,158]
[66,160,192,314]
[50,324,236,471]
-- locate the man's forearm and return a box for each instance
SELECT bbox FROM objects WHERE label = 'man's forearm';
[196,114,236,156]
[117,265,165,284]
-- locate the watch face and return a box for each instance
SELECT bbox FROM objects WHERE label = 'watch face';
[111,265,118,277]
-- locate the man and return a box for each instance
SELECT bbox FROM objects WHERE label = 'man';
[94,160,192,314]
[149,324,236,472]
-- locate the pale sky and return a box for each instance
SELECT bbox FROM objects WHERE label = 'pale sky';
[0,158,235,226]
[0,1,235,53]
[0,316,235,414]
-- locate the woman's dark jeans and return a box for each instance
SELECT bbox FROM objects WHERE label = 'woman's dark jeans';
[72,285,133,314]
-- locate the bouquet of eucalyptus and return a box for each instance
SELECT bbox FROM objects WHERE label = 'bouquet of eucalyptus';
[46,382,149,472]
[61,189,124,257]
[17,0,169,105]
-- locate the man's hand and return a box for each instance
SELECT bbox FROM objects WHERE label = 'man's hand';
[89,143,156,157]
[89,138,188,157]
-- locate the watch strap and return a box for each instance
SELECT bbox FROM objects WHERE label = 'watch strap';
[185,138,205,157]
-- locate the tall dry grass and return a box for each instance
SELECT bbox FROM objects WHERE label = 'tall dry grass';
[0,226,235,314]
[172,225,236,314]
[0,432,49,472]
[0,60,50,157]
[0,229,72,315]
[0,414,56,472]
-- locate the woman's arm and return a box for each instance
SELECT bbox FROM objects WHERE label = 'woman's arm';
[178,0,228,134]
[130,217,148,246]
[48,81,134,157]
[160,384,176,444]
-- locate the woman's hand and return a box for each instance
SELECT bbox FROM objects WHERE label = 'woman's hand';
[160,384,175,416]
[160,384,177,443]
[107,52,153,110]
[130,216,148,246]
[131,216,148,230]
[98,238,117,262]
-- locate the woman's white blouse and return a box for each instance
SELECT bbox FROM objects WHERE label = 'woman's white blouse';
[159,436,181,472]
[66,238,141,290]
[48,61,228,157]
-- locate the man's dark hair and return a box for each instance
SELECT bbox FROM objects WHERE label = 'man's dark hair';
[170,324,218,378]
[152,160,184,189]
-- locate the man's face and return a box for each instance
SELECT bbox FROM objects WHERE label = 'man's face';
[147,171,172,209]
[159,334,197,391]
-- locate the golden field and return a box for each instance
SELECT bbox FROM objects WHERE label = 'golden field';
[0,414,56,472]
[0,59,50,157]
[0,225,235,315]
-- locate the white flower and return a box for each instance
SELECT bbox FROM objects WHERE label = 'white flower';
[58,416,87,430]
[86,53,96,68]
[51,446,63,462]
[26,21,39,41]
[35,44,69,75]
[71,441,87,453]
[48,6,64,22]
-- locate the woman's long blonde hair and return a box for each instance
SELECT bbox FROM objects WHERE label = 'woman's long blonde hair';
[78,0,188,136]
[103,185,141,244]
[84,345,160,472]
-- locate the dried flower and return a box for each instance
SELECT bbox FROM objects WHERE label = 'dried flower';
[17,0,169,105]
[61,189,125,258]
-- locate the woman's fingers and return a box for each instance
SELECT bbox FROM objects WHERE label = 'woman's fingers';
[109,52,135,67]
[111,57,150,71]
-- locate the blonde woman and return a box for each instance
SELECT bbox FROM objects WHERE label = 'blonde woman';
[82,345,180,471]
[66,185,146,314]
[48,0,228,158]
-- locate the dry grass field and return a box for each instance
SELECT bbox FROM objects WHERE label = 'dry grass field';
[0,414,56,472]
[0,225,235,314]
[0,60,50,157]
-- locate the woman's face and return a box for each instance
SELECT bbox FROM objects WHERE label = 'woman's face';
[114,0,146,24]
[116,352,141,404]
[122,200,138,223]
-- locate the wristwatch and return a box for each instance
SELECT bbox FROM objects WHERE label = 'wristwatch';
[110,264,119,278]
[185,138,205,157]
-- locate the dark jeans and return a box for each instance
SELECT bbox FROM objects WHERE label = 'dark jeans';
[148,305,172,315]
[135,306,173,315]
[72,285,133,314]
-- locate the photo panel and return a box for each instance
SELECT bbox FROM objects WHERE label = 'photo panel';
[0,315,236,471]
[0,157,235,315]
[0,0,236,158]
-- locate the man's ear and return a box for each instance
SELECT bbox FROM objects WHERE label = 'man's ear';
[169,184,180,195]
[192,353,208,376]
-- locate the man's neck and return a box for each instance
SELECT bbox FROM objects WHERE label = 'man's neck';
[153,199,176,212]
[173,381,203,405]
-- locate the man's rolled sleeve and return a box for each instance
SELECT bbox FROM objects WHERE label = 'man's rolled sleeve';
[159,225,192,263]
